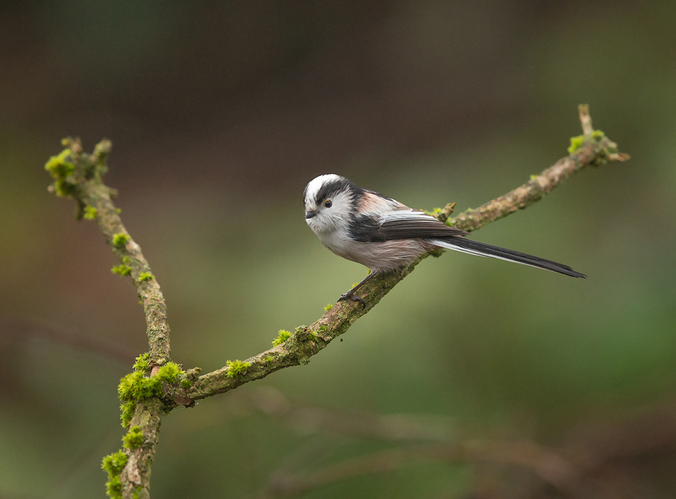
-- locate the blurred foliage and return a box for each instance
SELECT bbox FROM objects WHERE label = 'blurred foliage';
[1,1,676,497]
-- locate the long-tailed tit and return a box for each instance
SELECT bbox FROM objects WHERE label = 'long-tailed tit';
[303,174,585,305]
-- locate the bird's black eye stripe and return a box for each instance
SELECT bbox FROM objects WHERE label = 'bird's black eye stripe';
[315,179,345,205]
[315,178,364,206]
[324,199,332,208]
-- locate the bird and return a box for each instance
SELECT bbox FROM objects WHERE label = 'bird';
[303,174,585,306]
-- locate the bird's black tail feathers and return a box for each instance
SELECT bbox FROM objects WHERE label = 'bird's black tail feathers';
[432,237,586,278]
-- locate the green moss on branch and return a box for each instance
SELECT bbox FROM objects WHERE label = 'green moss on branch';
[185,106,629,403]
[225,360,251,378]
[111,264,132,276]
[272,329,291,347]
[45,137,172,365]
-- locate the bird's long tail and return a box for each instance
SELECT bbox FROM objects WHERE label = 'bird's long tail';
[431,237,586,278]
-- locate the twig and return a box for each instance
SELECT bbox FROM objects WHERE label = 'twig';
[579,103,594,137]
[451,105,628,232]
[265,439,578,498]
[51,138,171,366]
[45,106,628,498]
[200,386,458,442]
[46,139,172,498]
[0,316,135,364]
[230,392,676,499]
[184,105,629,402]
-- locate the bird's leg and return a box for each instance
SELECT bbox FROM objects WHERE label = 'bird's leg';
[338,271,377,308]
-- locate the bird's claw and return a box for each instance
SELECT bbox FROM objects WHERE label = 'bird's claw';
[338,291,366,309]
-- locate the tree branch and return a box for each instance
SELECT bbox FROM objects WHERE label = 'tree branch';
[46,139,173,498]
[264,439,578,498]
[263,397,676,499]
[45,105,627,498]
[0,316,135,364]
[49,138,172,367]
[184,105,629,402]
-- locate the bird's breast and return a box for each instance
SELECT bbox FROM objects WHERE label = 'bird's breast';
[317,230,430,272]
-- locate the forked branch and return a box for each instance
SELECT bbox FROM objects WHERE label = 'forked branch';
[45,105,627,498]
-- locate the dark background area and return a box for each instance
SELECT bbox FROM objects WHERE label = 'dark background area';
[2,1,676,497]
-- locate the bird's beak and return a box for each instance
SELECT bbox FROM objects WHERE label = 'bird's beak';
[305,211,317,219]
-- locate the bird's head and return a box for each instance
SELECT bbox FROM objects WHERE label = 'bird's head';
[303,174,361,234]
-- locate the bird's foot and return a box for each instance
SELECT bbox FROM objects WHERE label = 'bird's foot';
[338,291,366,309]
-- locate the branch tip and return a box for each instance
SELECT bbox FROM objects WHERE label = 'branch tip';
[437,202,457,223]
[578,104,593,137]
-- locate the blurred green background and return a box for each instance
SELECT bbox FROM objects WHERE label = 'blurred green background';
[2,1,676,498]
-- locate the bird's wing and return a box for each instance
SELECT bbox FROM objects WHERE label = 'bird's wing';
[348,209,468,242]
[350,208,586,278]
[380,210,469,239]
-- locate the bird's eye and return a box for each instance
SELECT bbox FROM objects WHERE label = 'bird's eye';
[324,199,332,208]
